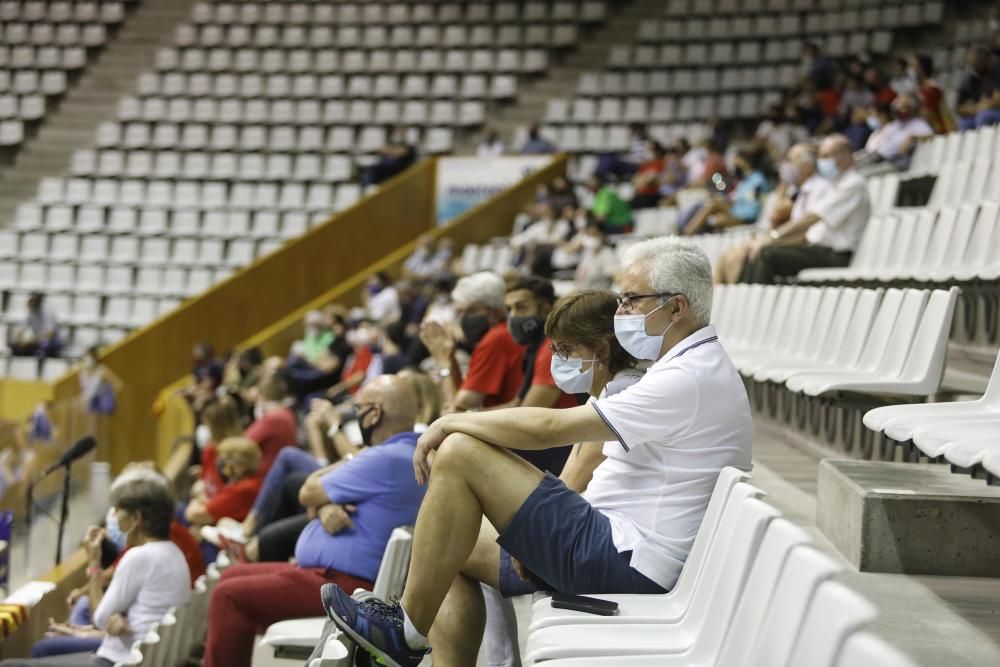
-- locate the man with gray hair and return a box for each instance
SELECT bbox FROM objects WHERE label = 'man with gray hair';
[322,239,753,667]
[419,271,524,412]
[741,133,871,284]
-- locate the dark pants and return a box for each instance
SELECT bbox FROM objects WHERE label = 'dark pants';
[204,562,372,667]
[258,513,312,562]
[251,448,319,529]
[9,338,62,358]
[30,638,102,659]
[740,244,852,284]
[594,154,638,181]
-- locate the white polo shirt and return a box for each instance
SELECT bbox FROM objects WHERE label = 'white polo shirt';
[587,325,753,590]
[804,167,871,252]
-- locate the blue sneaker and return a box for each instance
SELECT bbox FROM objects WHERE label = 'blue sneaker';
[321,584,429,667]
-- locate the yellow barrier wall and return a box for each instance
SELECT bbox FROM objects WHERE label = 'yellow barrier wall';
[51,160,437,473]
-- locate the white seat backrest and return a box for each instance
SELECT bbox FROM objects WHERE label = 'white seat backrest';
[798,287,842,360]
[961,200,1000,269]
[678,497,780,644]
[787,581,878,667]
[715,519,813,665]
[666,468,754,606]
[963,158,992,202]
[851,288,904,372]
[875,289,930,378]
[897,288,959,385]
[921,206,959,267]
[938,204,978,267]
[372,527,414,602]
[745,286,781,349]
[730,284,763,345]
[899,209,938,271]
[868,214,902,268]
[786,288,825,358]
[849,214,890,270]
[761,286,803,350]
[816,288,860,362]
[744,545,842,667]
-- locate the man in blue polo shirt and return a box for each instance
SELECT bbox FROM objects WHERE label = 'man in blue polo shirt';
[203,375,425,667]
[323,238,753,667]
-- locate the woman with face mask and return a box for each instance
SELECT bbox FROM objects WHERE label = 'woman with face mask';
[479,288,643,667]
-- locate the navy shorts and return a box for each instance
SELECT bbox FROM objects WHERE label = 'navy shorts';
[496,473,667,598]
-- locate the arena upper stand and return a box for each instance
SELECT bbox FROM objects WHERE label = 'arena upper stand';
[1,0,1000,666]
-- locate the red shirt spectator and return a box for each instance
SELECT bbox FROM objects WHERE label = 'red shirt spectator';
[534,341,582,410]
[200,443,223,498]
[461,323,524,407]
[245,407,297,477]
[205,475,262,522]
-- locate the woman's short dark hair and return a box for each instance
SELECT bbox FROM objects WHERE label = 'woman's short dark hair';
[545,290,637,375]
[110,478,174,540]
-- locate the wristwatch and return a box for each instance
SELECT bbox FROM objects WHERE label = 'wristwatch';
[769,229,781,241]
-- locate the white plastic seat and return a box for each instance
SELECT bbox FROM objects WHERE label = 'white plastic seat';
[786,581,878,667]
[524,497,779,662]
[529,468,752,632]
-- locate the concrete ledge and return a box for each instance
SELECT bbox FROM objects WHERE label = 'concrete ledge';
[817,459,1000,577]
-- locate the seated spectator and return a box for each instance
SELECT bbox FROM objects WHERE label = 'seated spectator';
[286,310,350,404]
[843,105,874,152]
[186,436,263,529]
[77,347,121,452]
[191,395,246,499]
[503,277,579,472]
[481,288,644,665]
[325,320,380,399]
[222,347,264,396]
[548,176,578,212]
[364,271,402,325]
[420,272,524,412]
[9,293,62,358]
[296,310,334,365]
[586,175,632,234]
[203,375,427,667]
[420,271,524,412]
[594,123,649,182]
[174,341,225,419]
[27,466,203,660]
[688,138,729,189]
[572,224,621,290]
[889,57,918,97]
[956,46,1000,130]
[714,143,833,284]
[741,135,871,284]
[245,371,298,476]
[476,128,505,156]
[910,53,953,133]
[863,65,897,106]
[630,141,667,209]
[1,478,191,667]
[363,125,417,187]
[860,95,933,170]
[322,238,753,666]
[838,75,875,121]
[520,123,557,155]
[656,144,688,201]
[683,145,773,235]
[401,235,441,279]
[802,42,836,90]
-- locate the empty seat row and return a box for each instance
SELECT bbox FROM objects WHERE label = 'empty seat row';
[0,94,47,120]
[1,291,183,329]
[0,264,232,303]
[26,177,358,211]
[0,354,77,382]
[0,70,64,97]
[609,32,891,69]
[151,46,548,75]
[0,45,87,70]
[718,285,958,400]
[576,65,800,98]
[660,0,919,17]
[906,125,998,177]
[798,201,1000,285]
[864,352,1000,469]
[135,71,515,101]
[547,92,783,125]
[637,2,942,42]
[1,21,107,46]
[0,1,125,24]
[189,1,605,27]
[5,204,322,240]
[175,22,581,50]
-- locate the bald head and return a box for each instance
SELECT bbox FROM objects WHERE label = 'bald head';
[356,374,419,441]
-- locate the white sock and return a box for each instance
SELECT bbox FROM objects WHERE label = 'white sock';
[401,604,429,650]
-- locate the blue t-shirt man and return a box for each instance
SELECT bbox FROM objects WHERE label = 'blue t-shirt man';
[729,170,771,223]
[294,431,426,582]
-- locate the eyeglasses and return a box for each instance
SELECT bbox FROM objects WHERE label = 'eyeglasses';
[615,292,679,314]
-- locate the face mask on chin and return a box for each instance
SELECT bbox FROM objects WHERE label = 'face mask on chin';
[358,405,383,447]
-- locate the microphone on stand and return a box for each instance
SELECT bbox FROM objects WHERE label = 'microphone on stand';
[36,436,97,481]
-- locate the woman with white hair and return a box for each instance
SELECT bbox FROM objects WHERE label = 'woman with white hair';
[419,271,525,412]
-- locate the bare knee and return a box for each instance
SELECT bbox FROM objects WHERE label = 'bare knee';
[435,432,492,470]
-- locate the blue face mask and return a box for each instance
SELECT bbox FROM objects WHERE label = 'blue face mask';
[105,508,128,551]
[866,116,882,131]
[816,157,840,179]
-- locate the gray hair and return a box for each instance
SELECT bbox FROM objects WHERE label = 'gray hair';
[451,271,506,310]
[622,237,713,324]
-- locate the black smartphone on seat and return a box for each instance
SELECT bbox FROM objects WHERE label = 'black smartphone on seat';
[550,593,620,616]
